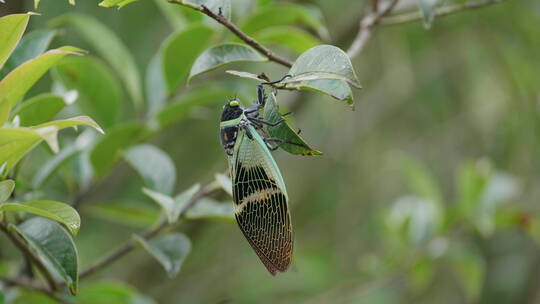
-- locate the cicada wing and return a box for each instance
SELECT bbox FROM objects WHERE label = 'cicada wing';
[229,126,293,275]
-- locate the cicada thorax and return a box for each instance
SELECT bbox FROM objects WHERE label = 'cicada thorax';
[219,99,244,156]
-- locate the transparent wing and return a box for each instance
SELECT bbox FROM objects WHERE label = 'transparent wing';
[229,125,293,275]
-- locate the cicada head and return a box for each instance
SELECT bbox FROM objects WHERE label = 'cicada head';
[220,98,244,156]
[220,98,243,122]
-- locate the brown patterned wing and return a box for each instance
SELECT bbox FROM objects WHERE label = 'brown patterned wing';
[229,127,293,275]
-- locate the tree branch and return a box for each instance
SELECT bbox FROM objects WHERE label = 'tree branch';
[372,0,379,12]
[0,276,71,304]
[346,0,400,59]
[0,222,57,292]
[167,1,293,68]
[380,0,507,26]
[78,183,220,279]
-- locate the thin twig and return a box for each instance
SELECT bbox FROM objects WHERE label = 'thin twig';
[0,276,71,304]
[347,0,400,59]
[78,183,219,279]
[380,0,507,25]
[372,0,379,12]
[0,222,57,292]
[167,1,293,68]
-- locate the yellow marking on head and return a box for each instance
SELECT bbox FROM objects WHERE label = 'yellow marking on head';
[229,99,239,107]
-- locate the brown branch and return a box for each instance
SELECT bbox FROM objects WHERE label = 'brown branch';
[346,0,400,59]
[167,1,293,68]
[0,276,71,304]
[78,183,219,279]
[0,222,57,292]
[372,0,379,12]
[380,0,507,26]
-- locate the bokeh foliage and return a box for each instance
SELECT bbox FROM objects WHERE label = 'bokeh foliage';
[1,0,539,303]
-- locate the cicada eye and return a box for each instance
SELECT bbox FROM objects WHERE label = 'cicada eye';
[229,100,240,107]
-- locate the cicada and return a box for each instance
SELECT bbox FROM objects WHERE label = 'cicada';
[219,76,297,275]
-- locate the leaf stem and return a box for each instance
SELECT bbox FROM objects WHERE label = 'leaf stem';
[78,183,219,279]
[167,0,293,68]
[380,0,507,26]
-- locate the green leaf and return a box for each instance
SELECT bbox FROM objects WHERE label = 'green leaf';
[35,0,77,8]
[0,163,7,178]
[142,189,174,219]
[258,0,273,7]
[0,128,43,174]
[152,0,187,30]
[418,0,442,29]
[161,25,214,93]
[86,203,159,228]
[188,43,267,82]
[134,233,191,278]
[32,116,104,153]
[32,143,80,188]
[177,0,231,20]
[8,290,57,304]
[125,144,176,195]
[53,56,122,128]
[185,198,234,221]
[0,180,15,203]
[284,45,360,88]
[10,217,78,294]
[143,183,200,223]
[33,115,102,132]
[77,281,156,304]
[387,195,442,243]
[264,92,322,155]
[457,161,489,216]
[90,124,145,178]
[51,14,142,107]
[449,242,485,302]
[145,52,168,115]
[0,98,10,126]
[280,45,359,103]
[0,200,80,235]
[252,26,320,54]
[0,46,83,125]
[240,4,327,39]
[0,14,30,69]
[14,199,71,224]
[74,151,93,190]
[409,257,434,293]
[225,70,263,81]
[99,0,138,8]
[0,29,56,79]
[456,161,521,236]
[296,79,353,103]
[153,85,235,129]
[1,119,92,177]
[398,156,443,204]
[214,173,232,196]
[12,93,66,126]
[227,70,353,103]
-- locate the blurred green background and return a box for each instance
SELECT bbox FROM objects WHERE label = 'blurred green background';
[2,0,539,303]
